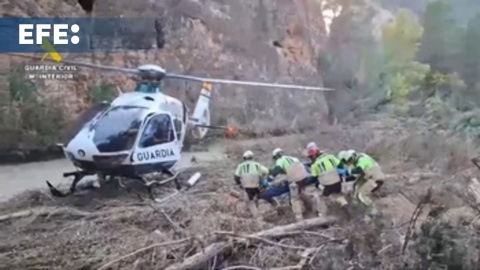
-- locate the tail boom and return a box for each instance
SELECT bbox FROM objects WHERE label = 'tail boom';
[189,82,212,139]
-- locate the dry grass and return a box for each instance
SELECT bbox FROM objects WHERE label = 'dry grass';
[1,120,480,269]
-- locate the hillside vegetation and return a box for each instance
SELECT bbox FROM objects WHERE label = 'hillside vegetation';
[2,1,480,269]
[1,0,479,159]
[324,0,480,132]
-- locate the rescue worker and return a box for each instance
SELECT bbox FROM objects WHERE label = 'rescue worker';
[343,150,384,215]
[307,142,317,148]
[307,143,350,185]
[267,148,321,221]
[337,150,358,183]
[305,142,318,167]
[308,145,349,217]
[234,150,270,223]
[338,150,378,181]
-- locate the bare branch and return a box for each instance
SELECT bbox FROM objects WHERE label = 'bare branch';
[221,266,262,270]
[97,238,190,270]
[164,216,337,270]
[402,188,432,254]
[216,231,307,250]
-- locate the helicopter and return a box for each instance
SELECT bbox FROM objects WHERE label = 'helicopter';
[6,53,333,200]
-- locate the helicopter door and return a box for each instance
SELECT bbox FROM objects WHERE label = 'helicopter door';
[132,113,180,165]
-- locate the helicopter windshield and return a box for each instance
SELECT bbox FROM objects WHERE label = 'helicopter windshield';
[135,82,162,93]
[93,105,146,153]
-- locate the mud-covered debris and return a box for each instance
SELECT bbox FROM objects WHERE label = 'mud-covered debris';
[1,122,479,269]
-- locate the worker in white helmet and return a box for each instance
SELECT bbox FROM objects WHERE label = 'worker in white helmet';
[304,142,318,167]
[343,149,384,216]
[306,142,317,150]
[267,147,321,221]
[338,149,378,181]
[234,150,270,224]
[337,150,356,182]
[346,149,378,166]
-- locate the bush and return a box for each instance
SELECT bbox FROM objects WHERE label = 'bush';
[0,68,121,153]
[410,219,479,270]
[8,67,36,103]
[0,67,66,150]
[89,81,117,104]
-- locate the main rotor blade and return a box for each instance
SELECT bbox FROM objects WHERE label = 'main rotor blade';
[4,53,139,74]
[166,73,334,91]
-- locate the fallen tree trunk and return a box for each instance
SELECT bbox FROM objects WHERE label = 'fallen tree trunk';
[0,205,149,223]
[0,207,92,222]
[467,178,480,205]
[385,172,439,185]
[0,209,37,222]
[164,216,336,270]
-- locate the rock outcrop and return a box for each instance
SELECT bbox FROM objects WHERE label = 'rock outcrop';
[0,0,333,161]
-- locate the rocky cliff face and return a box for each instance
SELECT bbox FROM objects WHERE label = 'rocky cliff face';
[0,0,332,152]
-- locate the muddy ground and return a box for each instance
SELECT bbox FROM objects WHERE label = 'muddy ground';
[1,117,480,270]
[0,144,226,203]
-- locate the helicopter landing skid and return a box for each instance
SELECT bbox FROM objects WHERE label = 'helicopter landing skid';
[46,169,182,200]
[46,171,96,197]
[131,169,182,200]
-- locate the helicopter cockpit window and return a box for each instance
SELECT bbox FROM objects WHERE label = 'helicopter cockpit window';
[139,114,176,148]
[93,106,146,153]
[135,82,161,93]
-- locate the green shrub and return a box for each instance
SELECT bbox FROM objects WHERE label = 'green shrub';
[0,68,66,149]
[18,97,66,147]
[411,220,479,270]
[8,67,36,103]
[89,81,117,104]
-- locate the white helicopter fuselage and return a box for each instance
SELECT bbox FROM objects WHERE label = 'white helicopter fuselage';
[0,57,332,197]
[63,88,195,176]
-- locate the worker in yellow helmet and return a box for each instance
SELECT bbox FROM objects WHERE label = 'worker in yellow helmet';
[343,150,384,216]
[234,150,270,224]
[308,145,349,218]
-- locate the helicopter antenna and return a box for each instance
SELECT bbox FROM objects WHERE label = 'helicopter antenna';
[5,53,334,91]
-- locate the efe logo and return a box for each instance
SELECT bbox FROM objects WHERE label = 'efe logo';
[19,24,80,45]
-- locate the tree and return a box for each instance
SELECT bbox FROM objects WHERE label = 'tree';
[381,9,429,113]
[382,9,424,68]
[322,0,380,91]
[417,0,464,73]
[461,13,480,88]
[450,0,480,24]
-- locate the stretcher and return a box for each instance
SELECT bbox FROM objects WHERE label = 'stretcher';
[259,163,317,199]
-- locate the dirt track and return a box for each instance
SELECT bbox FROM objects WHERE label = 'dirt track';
[0,135,294,202]
[0,159,76,202]
[0,145,227,202]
